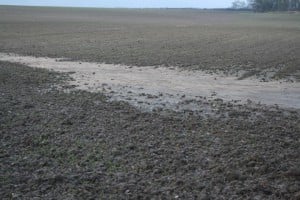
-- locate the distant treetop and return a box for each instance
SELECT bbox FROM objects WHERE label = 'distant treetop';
[233,0,300,11]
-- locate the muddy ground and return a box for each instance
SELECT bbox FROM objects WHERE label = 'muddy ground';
[1,6,300,200]
[1,53,299,111]
[1,61,299,199]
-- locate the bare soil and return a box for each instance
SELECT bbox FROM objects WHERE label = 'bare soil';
[1,6,300,200]
[0,6,299,80]
[1,61,300,199]
[0,53,299,111]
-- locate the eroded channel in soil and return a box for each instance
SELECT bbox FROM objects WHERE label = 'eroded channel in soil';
[1,53,299,113]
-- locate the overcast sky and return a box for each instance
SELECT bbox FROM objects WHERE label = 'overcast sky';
[0,0,234,8]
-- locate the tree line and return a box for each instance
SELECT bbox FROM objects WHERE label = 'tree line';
[232,0,300,11]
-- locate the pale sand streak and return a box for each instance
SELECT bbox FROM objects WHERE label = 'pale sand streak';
[0,53,299,109]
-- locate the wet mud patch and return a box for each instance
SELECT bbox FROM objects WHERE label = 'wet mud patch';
[0,53,300,116]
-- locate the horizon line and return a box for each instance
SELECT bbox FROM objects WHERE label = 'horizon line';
[0,4,231,9]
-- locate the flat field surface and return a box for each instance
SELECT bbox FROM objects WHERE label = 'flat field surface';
[1,6,300,199]
[0,6,300,79]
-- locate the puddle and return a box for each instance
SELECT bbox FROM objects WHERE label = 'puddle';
[0,53,299,111]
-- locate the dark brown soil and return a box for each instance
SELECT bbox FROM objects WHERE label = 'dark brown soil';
[1,62,299,199]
